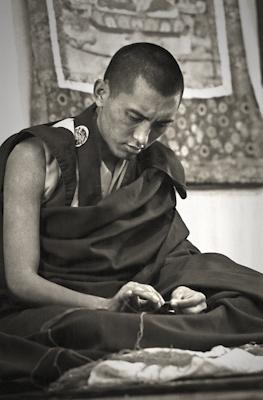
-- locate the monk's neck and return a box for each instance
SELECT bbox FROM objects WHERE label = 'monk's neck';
[94,108,119,172]
[97,133,119,173]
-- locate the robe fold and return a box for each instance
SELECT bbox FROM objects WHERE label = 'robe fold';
[1,105,263,385]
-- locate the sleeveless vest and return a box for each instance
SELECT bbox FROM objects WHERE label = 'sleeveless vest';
[0,104,188,311]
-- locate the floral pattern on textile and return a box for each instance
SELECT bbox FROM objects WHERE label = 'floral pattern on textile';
[27,0,263,185]
[47,0,231,98]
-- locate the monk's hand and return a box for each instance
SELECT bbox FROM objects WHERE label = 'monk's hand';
[170,286,207,314]
[108,281,165,312]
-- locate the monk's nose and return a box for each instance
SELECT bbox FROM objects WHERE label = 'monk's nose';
[133,122,151,148]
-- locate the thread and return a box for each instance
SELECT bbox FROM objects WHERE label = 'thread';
[134,312,147,350]
[121,297,172,351]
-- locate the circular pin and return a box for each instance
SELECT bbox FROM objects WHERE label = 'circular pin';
[74,125,89,147]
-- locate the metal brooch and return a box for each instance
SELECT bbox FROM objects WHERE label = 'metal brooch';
[74,125,89,147]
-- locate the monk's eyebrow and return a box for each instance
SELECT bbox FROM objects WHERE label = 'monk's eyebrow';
[155,118,174,124]
[127,109,174,123]
[126,109,149,120]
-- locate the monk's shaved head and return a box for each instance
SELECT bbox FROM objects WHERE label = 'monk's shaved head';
[103,42,184,100]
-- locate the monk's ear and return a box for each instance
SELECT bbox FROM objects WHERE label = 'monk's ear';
[93,79,110,106]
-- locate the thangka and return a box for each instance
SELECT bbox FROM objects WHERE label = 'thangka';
[46,0,232,98]
[27,0,263,185]
[239,0,263,117]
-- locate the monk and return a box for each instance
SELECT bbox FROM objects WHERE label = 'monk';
[1,42,263,384]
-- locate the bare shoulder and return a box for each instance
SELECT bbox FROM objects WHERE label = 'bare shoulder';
[6,136,45,167]
[4,136,46,198]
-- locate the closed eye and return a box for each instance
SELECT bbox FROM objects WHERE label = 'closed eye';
[128,114,143,123]
[153,120,173,129]
[126,109,146,123]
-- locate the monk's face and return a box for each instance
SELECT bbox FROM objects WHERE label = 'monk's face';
[94,75,180,159]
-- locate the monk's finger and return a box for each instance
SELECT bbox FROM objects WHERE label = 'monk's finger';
[140,284,165,305]
[122,283,164,308]
[171,294,206,308]
[179,301,207,315]
[171,286,206,309]
[172,286,201,299]
[131,286,164,307]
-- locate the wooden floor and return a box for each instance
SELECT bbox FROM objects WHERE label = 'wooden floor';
[1,376,263,400]
[83,391,263,400]
[1,389,263,400]
[1,390,263,400]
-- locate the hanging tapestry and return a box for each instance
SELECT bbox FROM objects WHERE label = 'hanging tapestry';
[46,0,232,98]
[27,0,263,186]
[239,0,263,116]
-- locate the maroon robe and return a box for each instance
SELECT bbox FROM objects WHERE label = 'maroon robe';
[0,105,263,385]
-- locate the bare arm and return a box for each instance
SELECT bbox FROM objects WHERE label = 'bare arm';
[3,138,164,311]
[3,138,109,309]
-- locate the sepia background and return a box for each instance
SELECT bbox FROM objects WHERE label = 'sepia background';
[0,0,263,272]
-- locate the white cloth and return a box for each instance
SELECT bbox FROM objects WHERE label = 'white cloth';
[88,345,263,386]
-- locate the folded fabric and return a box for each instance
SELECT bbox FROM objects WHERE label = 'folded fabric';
[50,344,263,392]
